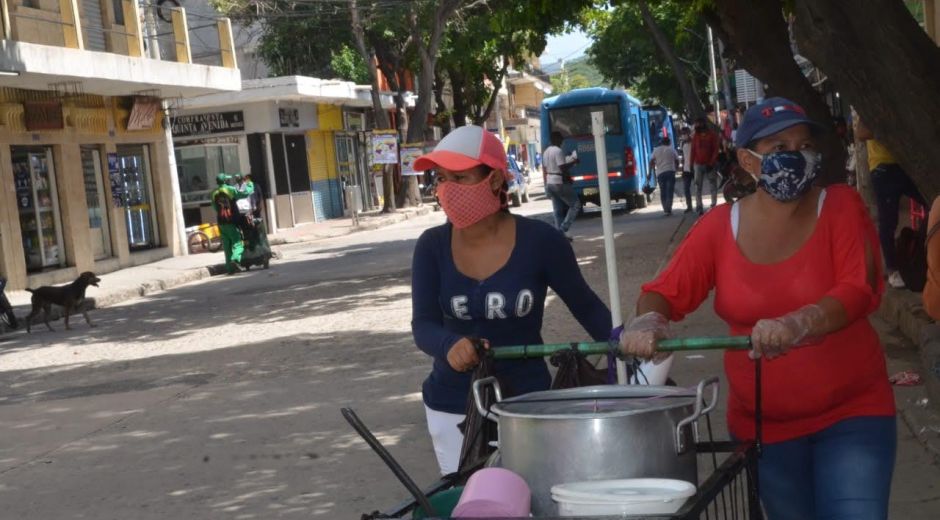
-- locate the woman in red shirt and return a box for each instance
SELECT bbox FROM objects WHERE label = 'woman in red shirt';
[621,98,895,520]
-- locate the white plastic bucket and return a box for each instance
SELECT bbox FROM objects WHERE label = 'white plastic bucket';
[551,478,695,516]
[635,354,675,385]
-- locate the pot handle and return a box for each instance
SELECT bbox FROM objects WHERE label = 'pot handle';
[472,377,503,424]
[674,376,720,454]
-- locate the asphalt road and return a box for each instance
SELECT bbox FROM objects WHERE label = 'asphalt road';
[0,184,938,519]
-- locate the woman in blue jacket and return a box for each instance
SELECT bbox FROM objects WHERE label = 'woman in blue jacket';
[410,125,612,475]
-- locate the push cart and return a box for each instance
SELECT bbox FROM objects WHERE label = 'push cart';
[356,337,765,520]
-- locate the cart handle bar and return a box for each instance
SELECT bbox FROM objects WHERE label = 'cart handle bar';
[487,336,752,360]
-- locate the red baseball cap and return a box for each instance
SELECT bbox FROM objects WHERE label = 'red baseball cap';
[413,125,509,178]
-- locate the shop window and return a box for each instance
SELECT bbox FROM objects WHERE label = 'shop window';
[116,145,158,250]
[175,144,241,206]
[12,147,65,272]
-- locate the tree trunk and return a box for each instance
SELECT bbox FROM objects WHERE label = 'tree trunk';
[350,0,395,212]
[433,70,452,134]
[792,0,940,200]
[637,0,706,121]
[448,67,469,127]
[473,61,509,125]
[702,0,846,185]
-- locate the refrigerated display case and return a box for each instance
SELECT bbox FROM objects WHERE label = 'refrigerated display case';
[13,148,65,272]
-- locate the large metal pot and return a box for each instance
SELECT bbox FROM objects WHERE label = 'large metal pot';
[472,377,719,515]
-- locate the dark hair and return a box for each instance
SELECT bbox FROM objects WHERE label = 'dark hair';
[661,136,671,146]
[550,131,564,145]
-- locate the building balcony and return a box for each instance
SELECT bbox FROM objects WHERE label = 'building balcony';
[0,0,239,97]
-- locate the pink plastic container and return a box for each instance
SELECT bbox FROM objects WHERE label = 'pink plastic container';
[452,468,531,518]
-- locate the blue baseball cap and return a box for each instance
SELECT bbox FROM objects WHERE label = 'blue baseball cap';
[734,97,824,149]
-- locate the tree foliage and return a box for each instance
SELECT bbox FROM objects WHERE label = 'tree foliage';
[586,0,710,116]
[550,72,591,94]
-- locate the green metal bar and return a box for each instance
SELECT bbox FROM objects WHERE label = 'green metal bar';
[488,336,751,360]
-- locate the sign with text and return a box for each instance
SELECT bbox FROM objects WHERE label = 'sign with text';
[127,97,160,131]
[278,107,300,128]
[399,143,425,176]
[171,111,245,138]
[107,153,125,208]
[24,101,64,131]
[371,131,399,165]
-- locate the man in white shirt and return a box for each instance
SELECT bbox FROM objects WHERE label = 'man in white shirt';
[679,127,694,213]
[649,136,680,216]
[542,131,581,239]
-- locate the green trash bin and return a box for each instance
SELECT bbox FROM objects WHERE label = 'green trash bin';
[412,487,464,519]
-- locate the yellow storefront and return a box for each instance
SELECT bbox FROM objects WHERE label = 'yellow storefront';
[0,88,184,290]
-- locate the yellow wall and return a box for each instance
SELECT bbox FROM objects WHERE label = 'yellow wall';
[513,84,544,110]
[307,130,336,183]
[307,104,341,183]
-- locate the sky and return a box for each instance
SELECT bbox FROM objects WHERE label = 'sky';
[539,29,594,66]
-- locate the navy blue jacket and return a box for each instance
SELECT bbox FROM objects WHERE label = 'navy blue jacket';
[411,215,612,413]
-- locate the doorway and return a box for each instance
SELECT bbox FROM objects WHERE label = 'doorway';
[115,145,158,250]
[81,147,112,259]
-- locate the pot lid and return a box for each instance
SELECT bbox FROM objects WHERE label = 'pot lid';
[491,385,698,419]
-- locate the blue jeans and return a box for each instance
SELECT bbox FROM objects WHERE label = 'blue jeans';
[870,163,926,271]
[758,416,896,520]
[657,171,676,214]
[545,183,581,232]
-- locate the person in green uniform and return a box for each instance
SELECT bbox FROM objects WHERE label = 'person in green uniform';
[211,173,248,274]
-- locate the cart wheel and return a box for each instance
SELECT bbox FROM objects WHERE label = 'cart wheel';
[188,232,209,254]
[208,239,222,253]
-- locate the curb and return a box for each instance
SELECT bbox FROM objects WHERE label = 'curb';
[267,206,432,246]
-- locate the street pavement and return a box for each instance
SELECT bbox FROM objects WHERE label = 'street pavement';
[1,182,939,519]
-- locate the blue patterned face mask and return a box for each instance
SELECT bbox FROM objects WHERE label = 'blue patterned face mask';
[747,149,821,202]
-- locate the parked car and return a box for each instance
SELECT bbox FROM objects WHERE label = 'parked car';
[507,154,530,207]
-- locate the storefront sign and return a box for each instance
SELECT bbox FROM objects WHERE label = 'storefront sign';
[107,153,124,207]
[175,136,241,147]
[400,143,425,176]
[371,131,399,165]
[279,108,300,128]
[171,111,245,138]
[24,101,64,131]
[127,97,161,131]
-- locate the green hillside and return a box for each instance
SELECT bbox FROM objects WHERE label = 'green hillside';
[545,56,606,88]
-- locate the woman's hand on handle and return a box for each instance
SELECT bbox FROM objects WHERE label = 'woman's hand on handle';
[750,304,827,359]
[447,338,489,372]
[619,311,671,361]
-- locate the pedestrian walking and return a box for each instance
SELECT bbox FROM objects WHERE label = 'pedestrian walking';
[691,117,720,214]
[649,136,679,215]
[211,173,250,275]
[410,125,611,475]
[854,116,927,289]
[679,127,694,213]
[542,131,581,239]
[620,98,895,520]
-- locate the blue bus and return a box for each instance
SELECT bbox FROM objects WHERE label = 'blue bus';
[644,105,676,150]
[541,88,658,210]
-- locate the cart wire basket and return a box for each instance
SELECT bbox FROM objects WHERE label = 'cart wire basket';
[360,338,766,520]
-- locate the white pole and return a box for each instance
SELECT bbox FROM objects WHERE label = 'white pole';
[707,26,721,125]
[591,111,627,384]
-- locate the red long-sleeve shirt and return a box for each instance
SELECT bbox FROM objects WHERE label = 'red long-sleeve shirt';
[691,130,720,167]
[642,185,895,443]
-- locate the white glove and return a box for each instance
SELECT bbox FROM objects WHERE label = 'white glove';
[619,311,671,360]
[750,304,826,359]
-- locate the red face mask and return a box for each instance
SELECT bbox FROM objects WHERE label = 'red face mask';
[436,172,501,229]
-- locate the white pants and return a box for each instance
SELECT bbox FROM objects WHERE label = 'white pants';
[424,406,465,476]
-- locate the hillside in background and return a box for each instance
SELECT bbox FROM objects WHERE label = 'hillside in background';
[543,56,607,88]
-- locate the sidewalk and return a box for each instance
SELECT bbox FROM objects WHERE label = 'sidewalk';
[2,205,432,327]
[878,288,940,462]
